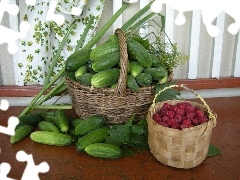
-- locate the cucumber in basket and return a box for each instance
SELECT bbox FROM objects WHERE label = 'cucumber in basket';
[91,68,120,88]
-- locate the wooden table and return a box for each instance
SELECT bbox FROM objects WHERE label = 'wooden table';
[1,97,240,180]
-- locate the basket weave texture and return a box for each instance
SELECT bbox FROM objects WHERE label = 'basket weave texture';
[146,85,217,169]
[66,29,170,124]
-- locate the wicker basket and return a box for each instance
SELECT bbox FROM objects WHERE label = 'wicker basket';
[146,84,217,169]
[66,28,172,124]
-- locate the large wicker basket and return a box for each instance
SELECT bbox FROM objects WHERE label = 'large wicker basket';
[146,84,217,169]
[66,29,172,124]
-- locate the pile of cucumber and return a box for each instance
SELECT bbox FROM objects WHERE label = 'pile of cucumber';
[65,35,169,90]
[10,111,122,159]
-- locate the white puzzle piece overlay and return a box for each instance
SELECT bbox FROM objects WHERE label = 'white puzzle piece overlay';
[150,0,240,37]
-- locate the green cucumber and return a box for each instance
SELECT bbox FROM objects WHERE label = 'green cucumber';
[129,62,144,77]
[91,69,120,88]
[92,52,120,72]
[55,109,69,133]
[90,41,120,61]
[85,143,122,159]
[38,121,60,133]
[65,68,76,81]
[65,48,91,72]
[16,113,44,129]
[127,39,152,68]
[143,67,165,81]
[76,127,108,151]
[75,115,105,136]
[76,73,94,86]
[30,131,72,146]
[10,125,34,144]
[75,65,88,78]
[127,75,139,91]
[136,73,152,86]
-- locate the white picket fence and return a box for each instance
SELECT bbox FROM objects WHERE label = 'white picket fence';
[4,0,240,86]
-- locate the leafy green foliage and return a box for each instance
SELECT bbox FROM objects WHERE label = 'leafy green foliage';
[208,144,221,156]
[155,82,181,103]
[105,115,149,156]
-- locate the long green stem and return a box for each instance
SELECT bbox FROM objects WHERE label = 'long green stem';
[121,1,153,32]
[30,105,72,110]
[42,20,76,89]
[35,79,66,106]
[84,4,128,49]
[75,16,95,51]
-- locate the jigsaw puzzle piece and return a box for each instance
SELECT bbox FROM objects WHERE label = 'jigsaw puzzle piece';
[16,151,50,180]
[0,162,16,180]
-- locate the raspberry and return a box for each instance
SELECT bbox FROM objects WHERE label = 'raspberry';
[159,121,168,127]
[169,104,178,111]
[176,108,185,115]
[152,113,161,123]
[195,109,204,117]
[162,116,169,122]
[162,103,170,110]
[168,118,179,129]
[191,118,199,126]
[186,112,195,120]
[174,114,182,123]
[185,105,195,113]
[180,119,192,129]
[166,110,175,118]
[198,116,208,124]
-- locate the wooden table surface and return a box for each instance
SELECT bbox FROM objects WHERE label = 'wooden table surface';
[0,97,240,180]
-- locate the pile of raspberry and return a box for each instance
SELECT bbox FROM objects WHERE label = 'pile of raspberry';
[152,101,208,130]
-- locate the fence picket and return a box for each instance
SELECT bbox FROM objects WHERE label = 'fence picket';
[188,11,201,79]
[211,12,225,78]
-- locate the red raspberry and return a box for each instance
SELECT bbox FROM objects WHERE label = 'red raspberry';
[162,103,170,110]
[169,104,178,111]
[168,118,180,129]
[159,121,168,127]
[185,105,195,113]
[180,119,192,129]
[166,110,175,118]
[152,113,161,123]
[177,103,185,109]
[198,116,208,124]
[176,108,185,115]
[191,118,199,126]
[195,110,204,117]
[162,116,169,122]
[174,114,182,123]
[186,112,195,120]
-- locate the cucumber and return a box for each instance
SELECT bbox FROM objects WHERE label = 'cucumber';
[55,109,69,133]
[127,39,152,68]
[75,65,88,78]
[65,48,91,72]
[16,113,44,129]
[76,127,108,151]
[70,118,83,127]
[91,69,120,88]
[150,54,162,67]
[136,73,153,86]
[129,62,144,77]
[38,121,60,133]
[158,66,169,84]
[30,131,73,146]
[90,41,119,61]
[92,52,120,72]
[76,73,94,86]
[10,125,34,144]
[87,61,95,73]
[127,75,139,91]
[65,68,76,81]
[143,67,165,81]
[85,143,122,159]
[75,115,105,136]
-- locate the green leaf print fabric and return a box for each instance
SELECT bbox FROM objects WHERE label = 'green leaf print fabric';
[17,0,105,85]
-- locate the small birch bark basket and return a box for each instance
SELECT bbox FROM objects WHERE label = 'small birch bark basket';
[146,84,217,169]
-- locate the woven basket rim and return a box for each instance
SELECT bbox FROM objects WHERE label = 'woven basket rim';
[66,76,156,94]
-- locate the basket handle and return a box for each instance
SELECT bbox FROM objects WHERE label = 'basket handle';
[114,28,128,96]
[152,84,217,127]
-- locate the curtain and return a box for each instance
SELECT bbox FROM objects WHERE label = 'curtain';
[16,0,105,85]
